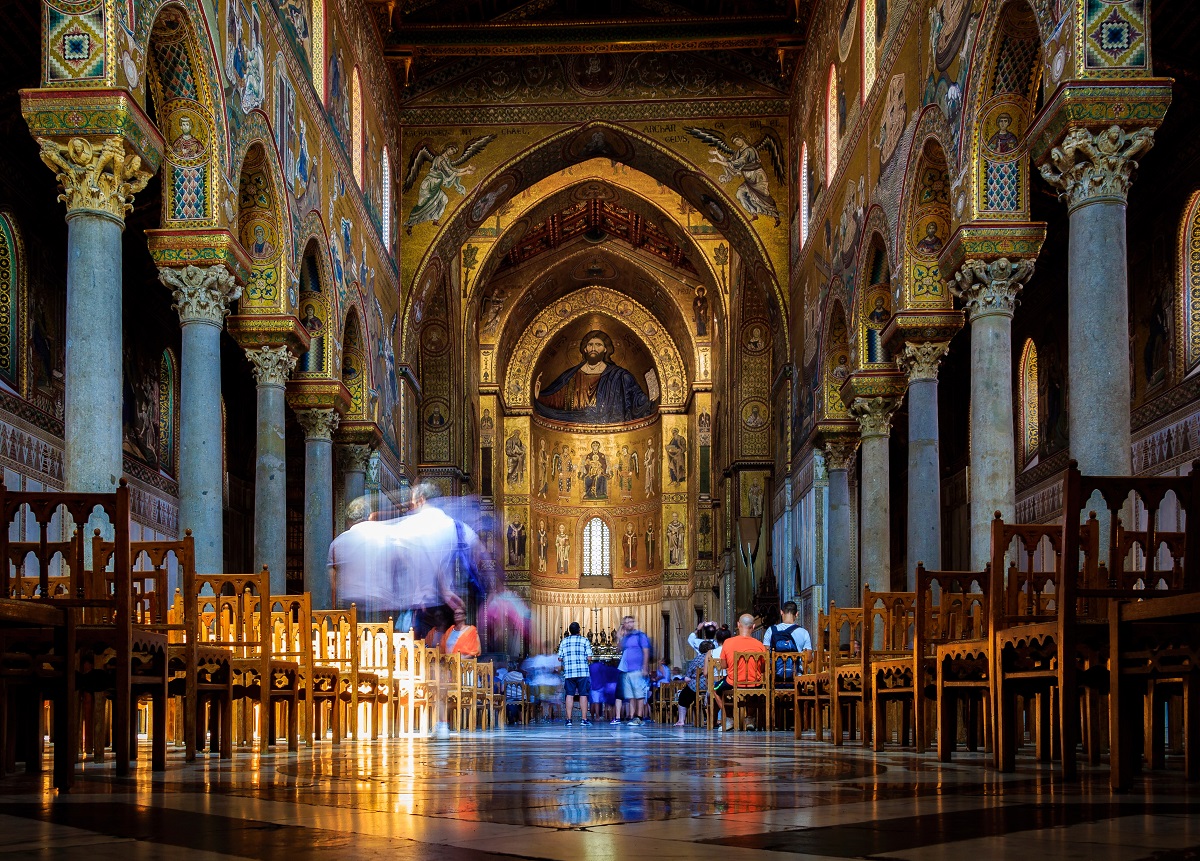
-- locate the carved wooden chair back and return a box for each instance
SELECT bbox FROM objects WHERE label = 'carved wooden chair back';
[915,565,990,652]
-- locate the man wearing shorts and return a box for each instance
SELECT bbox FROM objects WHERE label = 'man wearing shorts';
[614,615,651,726]
[557,621,593,726]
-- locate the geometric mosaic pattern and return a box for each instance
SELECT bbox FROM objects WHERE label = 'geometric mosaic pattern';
[46,2,105,81]
[151,37,199,100]
[991,30,1040,97]
[172,166,206,221]
[985,160,1021,211]
[1085,0,1147,69]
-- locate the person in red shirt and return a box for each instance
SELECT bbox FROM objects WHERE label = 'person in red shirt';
[714,613,768,730]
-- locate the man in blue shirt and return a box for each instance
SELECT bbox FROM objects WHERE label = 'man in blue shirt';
[614,615,651,726]
[557,622,593,726]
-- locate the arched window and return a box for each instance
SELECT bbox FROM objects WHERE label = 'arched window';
[581,517,611,578]
[0,211,23,391]
[1019,339,1039,468]
[826,65,838,181]
[1182,190,1200,374]
[800,142,809,248]
[382,148,393,250]
[158,349,178,475]
[351,68,363,186]
[862,0,876,98]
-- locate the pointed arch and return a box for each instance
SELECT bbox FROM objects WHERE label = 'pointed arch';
[855,231,894,369]
[1181,191,1200,377]
[296,237,333,377]
[0,210,25,393]
[1019,338,1039,468]
[821,298,851,421]
[235,132,293,312]
[826,65,839,182]
[341,306,369,421]
[899,135,953,310]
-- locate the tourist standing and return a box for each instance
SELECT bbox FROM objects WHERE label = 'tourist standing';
[613,615,651,726]
[557,622,593,726]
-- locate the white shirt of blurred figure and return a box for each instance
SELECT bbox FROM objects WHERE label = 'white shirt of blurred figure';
[392,502,478,609]
[327,518,399,613]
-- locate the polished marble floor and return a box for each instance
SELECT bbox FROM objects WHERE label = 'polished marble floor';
[1,724,1198,859]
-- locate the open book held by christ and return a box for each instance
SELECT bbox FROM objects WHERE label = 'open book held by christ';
[534,330,657,425]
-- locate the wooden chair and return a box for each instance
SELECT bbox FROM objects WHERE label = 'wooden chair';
[829,604,865,745]
[723,650,770,731]
[473,661,499,729]
[863,587,917,751]
[444,653,476,731]
[794,611,831,741]
[267,592,329,748]
[357,618,394,738]
[921,565,992,761]
[703,653,725,729]
[311,607,360,744]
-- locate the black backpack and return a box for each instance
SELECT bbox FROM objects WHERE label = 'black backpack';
[770,624,802,680]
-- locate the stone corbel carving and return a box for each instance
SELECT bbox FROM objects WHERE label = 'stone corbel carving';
[337,444,375,472]
[949,257,1036,320]
[1038,125,1156,210]
[159,264,242,326]
[297,408,341,441]
[822,437,860,471]
[37,136,153,221]
[245,345,297,388]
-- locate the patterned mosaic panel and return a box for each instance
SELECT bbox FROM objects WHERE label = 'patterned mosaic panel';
[1084,0,1148,71]
[985,161,1022,212]
[991,30,1041,98]
[173,166,205,221]
[151,37,199,100]
[46,1,105,81]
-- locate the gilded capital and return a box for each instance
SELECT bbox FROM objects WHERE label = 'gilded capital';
[37,136,153,221]
[949,257,1035,321]
[159,264,242,326]
[850,396,900,439]
[245,344,296,388]
[337,444,374,472]
[897,341,950,382]
[823,437,860,471]
[297,408,340,441]
[1038,125,1155,211]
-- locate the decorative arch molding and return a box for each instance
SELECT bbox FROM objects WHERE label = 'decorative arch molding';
[961,0,1044,222]
[341,306,370,422]
[505,286,687,413]
[296,236,337,380]
[0,210,25,394]
[296,210,338,324]
[1019,337,1039,468]
[852,226,894,369]
[234,124,295,313]
[820,297,851,421]
[898,134,954,310]
[1182,191,1200,376]
[403,120,788,358]
[144,2,222,227]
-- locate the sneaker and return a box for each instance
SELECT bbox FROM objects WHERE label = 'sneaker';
[630,717,643,727]
[434,722,450,739]
[565,719,573,727]
[724,718,734,731]
[581,719,592,726]
[610,718,622,725]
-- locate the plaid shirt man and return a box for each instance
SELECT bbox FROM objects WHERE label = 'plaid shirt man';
[557,633,593,679]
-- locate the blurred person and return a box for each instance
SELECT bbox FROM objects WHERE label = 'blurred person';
[674,640,715,726]
[589,658,618,721]
[613,616,651,726]
[447,606,481,656]
[688,621,718,657]
[424,607,450,649]
[523,652,563,722]
[557,622,593,726]
[714,613,767,731]
[327,496,395,621]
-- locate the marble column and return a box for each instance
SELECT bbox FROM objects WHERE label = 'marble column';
[951,259,1035,569]
[898,342,950,586]
[1039,125,1157,476]
[298,409,340,609]
[35,136,152,493]
[246,346,297,595]
[159,266,241,576]
[851,397,900,594]
[823,437,860,608]
[338,444,374,527]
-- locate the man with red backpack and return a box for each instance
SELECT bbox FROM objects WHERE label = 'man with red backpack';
[761,601,812,684]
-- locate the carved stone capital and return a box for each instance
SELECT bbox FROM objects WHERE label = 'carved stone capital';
[850,396,900,439]
[823,437,860,471]
[159,264,241,326]
[949,257,1036,321]
[337,443,374,472]
[245,344,296,388]
[36,136,152,222]
[297,408,340,441]
[897,341,950,382]
[1038,125,1156,211]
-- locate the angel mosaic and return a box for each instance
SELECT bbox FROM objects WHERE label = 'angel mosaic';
[684,127,785,226]
[402,136,496,234]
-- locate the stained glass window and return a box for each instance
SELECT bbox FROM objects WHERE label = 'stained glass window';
[581,517,610,578]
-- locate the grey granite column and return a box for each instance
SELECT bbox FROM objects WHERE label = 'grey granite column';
[34,137,152,493]
[951,259,1035,569]
[852,398,900,595]
[338,444,373,526]
[246,346,296,595]
[898,342,950,587]
[159,266,241,577]
[298,409,339,609]
[1040,125,1157,475]
[824,437,859,608]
